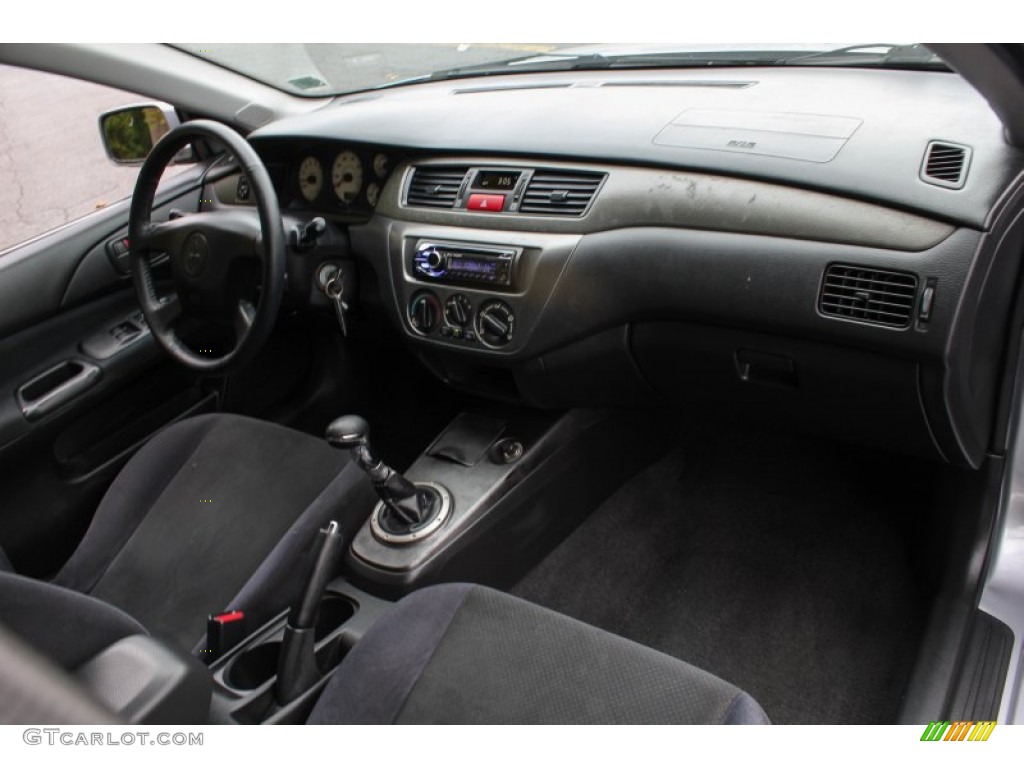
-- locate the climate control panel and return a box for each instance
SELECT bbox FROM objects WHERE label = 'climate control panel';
[406,290,515,348]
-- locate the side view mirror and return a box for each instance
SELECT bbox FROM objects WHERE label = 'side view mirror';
[98,103,194,165]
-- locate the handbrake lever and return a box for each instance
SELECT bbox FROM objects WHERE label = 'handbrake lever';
[275,520,346,705]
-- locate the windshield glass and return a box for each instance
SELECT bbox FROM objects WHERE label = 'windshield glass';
[169,43,944,97]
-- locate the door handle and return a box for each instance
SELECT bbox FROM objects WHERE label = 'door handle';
[17,360,102,421]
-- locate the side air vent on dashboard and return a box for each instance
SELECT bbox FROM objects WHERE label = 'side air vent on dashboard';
[819,264,919,328]
[920,141,971,189]
[406,166,470,208]
[519,170,605,216]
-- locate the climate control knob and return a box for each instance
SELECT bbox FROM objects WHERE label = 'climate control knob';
[475,299,515,348]
[408,291,441,335]
[444,294,472,327]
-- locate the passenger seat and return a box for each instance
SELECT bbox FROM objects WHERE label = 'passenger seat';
[308,584,769,725]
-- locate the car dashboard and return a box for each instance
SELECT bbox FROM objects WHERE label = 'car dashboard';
[211,65,1024,469]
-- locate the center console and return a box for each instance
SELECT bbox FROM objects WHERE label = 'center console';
[208,579,390,724]
[342,407,668,595]
[206,404,669,723]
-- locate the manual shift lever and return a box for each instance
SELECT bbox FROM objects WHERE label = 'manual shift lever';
[327,415,437,528]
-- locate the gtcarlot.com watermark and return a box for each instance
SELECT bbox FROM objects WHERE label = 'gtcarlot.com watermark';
[23,729,203,747]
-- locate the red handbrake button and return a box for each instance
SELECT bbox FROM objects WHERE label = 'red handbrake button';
[467,193,506,212]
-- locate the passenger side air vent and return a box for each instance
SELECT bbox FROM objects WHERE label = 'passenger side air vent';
[920,141,971,189]
[519,171,605,216]
[406,166,469,208]
[819,264,919,328]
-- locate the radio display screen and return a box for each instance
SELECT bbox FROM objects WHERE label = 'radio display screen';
[450,255,500,275]
[476,171,520,191]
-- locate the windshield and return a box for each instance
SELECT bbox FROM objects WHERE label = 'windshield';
[169,43,946,97]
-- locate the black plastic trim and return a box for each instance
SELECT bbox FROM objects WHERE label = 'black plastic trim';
[947,610,1013,721]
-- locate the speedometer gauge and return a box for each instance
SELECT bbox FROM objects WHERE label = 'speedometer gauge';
[298,156,323,202]
[332,151,364,203]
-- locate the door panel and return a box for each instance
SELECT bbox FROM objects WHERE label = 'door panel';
[0,172,214,576]
[0,166,203,334]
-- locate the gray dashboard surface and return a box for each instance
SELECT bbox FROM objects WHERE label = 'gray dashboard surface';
[373,157,954,251]
[251,67,1024,229]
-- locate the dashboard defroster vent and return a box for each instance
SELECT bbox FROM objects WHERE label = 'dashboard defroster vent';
[921,141,971,189]
[819,264,919,328]
[520,171,605,216]
[407,166,469,208]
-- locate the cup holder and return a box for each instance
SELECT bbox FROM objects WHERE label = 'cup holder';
[221,593,356,692]
[315,595,356,641]
[224,641,282,691]
[222,596,356,692]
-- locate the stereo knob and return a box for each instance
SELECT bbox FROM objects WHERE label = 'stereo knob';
[408,291,441,335]
[414,247,446,278]
[475,299,515,348]
[444,294,472,327]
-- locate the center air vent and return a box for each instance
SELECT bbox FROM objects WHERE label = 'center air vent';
[520,171,605,216]
[406,166,469,208]
[819,264,919,328]
[921,141,971,189]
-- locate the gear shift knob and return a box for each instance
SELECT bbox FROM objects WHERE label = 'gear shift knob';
[326,415,370,449]
[325,414,440,532]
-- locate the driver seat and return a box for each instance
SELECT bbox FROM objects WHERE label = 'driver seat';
[0,413,375,654]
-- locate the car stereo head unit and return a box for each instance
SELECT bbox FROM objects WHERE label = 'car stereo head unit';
[413,243,516,288]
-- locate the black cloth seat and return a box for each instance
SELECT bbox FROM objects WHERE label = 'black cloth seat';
[308,583,770,725]
[1,414,375,654]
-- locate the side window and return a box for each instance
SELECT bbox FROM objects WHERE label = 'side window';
[0,64,185,253]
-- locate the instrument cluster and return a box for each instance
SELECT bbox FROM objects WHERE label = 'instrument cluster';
[277,145,396,217]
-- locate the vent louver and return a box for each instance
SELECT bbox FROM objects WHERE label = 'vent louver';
[921,141,971,189]
[819,264,919,328]
[406,166,469,208]
[520,171,604,216]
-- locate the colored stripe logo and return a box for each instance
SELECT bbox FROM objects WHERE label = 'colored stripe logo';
[920,721,996,741]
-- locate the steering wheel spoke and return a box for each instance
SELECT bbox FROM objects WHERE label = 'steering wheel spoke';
[136,218,187,254]
[233,299,256,341]
[150,294,183,332]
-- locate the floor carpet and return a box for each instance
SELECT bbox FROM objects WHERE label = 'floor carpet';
[513,425,929,724]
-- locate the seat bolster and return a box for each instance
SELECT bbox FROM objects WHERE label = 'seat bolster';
[53,415,220,594]
[0,571,147,670]
[198,461,377,654]
[722,690,771,725]
[307,583,473,724]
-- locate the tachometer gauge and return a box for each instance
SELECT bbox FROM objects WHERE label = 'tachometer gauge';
[373,153,390,179]
[366,182,381,208]
[332,151,364,203]
[298,156,323,202]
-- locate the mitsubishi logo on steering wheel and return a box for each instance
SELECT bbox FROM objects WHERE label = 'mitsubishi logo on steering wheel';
[183,231,210,278]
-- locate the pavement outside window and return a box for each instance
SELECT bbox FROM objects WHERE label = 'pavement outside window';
[0,64,186,253]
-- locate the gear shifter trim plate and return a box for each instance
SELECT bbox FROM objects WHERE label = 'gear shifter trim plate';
[370,482,452,545]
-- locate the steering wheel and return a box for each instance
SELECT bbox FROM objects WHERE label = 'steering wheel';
[128,120,285,374]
